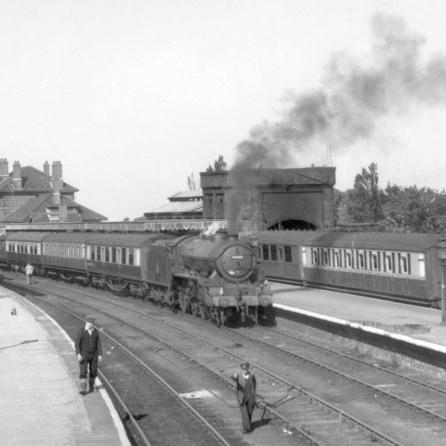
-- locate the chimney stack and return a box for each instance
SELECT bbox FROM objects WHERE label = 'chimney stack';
[43,161,50,177]
[52,161,63,204]
[0,158,9,181]
[12,161,22,190]
[51,160,62,180]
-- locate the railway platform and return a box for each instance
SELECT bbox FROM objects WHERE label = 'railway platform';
[272,283,446,366]
[0,285,130,446]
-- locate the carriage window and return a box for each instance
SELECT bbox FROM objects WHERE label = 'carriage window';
[311,248,319,265]
[333,249,340,267]
[117,247,122,264]
[262,245,270,261]
[384,253,392,273]
[418,254,426,278]
[370,251,380,271]
[284,246,292,262]
[322,248,330,266]
[398,253,410,275]
[270,245,278,261]
[278,246,283,262]
[128,248,134,266]
[112,247,116,263]
[121,247,127,264]
[135,248,141,266]
[105,247,110,262]
[357,250,365,269]
[344,250,352,268]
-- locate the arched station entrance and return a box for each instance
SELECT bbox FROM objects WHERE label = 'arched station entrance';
[268,219,316,231]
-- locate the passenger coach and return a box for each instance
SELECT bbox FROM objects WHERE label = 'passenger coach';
[256,231,443,307]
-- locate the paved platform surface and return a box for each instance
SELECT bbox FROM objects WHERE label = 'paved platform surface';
[272,283,446,348]
[0,286,130,446]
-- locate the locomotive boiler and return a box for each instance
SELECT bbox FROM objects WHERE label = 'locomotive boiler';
[170,232,274,325]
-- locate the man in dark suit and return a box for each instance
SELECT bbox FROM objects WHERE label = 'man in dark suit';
[75,315,102,395]
[231,362,257,434]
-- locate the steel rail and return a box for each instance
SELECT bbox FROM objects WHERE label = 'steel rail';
[232,327,446,424]
[20,292,232,446]
[33,282,403,446]
[25,283,323,446]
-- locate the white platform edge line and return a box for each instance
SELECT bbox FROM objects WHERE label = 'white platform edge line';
[16,292,131,446]
[274,302,446,355]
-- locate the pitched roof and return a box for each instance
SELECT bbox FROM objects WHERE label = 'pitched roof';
[0,166,78,194]
[2,193,106,223]
[168,190,202,200]
[145,200,203,215]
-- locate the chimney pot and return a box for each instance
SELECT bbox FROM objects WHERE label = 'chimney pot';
[0,158,9,178]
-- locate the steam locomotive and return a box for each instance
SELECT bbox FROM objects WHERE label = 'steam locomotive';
[0,231,274,326]
[254,230,443,307]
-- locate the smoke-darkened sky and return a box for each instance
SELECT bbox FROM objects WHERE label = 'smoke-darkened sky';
[1,0,446,220]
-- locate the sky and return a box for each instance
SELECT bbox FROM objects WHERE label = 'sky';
[2,0,446,220]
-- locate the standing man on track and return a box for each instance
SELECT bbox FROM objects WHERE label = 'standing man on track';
[231,362,257,434]
[75,315,103,395]
[25,262,34,285]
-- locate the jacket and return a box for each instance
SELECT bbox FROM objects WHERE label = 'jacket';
[75,328,102,358]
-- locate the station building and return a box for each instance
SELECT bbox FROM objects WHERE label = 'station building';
[201,167,336,232]
[0,159,106,224]
[138,166,336,233]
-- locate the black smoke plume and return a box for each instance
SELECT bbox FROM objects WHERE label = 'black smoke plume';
[227,13,446,232]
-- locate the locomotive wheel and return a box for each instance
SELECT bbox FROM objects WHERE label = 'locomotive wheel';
[191,301,199,317]
[199,304,208,321]
[178,292,190,313]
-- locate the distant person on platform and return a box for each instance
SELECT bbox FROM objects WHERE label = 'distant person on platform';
[231,362,257,434]
[25,263,34,285]
[75,315,102,395]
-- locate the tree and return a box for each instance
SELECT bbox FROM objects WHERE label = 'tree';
[206,155,228,173]
[382,184,446,233]
[344,163,384,223]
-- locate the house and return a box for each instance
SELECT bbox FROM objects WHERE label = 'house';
[0,159,106,223]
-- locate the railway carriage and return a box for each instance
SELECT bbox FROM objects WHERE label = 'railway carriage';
[84,233,172,292]
[256,231,442,307]
[42,232,93,281]
[5,231,48,273]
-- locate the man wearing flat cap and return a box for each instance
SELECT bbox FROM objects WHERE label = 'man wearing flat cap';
[231,362,257,433]
[75,315,102,395]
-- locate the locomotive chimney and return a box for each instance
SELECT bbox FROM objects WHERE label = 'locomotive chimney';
[12,161,22,190]
[0,158,9,181]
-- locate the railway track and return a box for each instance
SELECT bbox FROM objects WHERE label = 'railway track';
[5,274,446,445]
[2,281,233,446]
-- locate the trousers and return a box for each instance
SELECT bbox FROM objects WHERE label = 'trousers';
[78,355,99,379]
